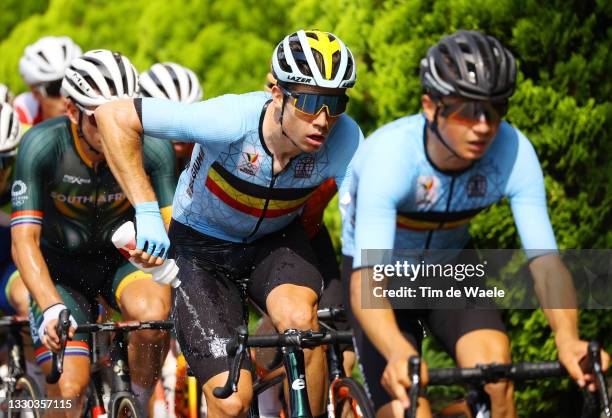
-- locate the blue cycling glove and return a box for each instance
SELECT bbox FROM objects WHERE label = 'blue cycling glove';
[134,201,170,258]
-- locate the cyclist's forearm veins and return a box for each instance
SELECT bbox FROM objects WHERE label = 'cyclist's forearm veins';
[11,229,63,310]
[96,102,157,204]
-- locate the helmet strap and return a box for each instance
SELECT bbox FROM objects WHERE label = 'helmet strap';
[77,111,102,156]
[279,93,300,150]
[429,104,466,161]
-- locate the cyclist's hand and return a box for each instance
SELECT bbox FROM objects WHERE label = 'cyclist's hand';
[133,201,169,266]
[39,304,77,352]
[557,337,610,392]
[382,345,428,410]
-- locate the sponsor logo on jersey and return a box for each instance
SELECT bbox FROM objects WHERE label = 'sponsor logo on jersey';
[62,174,91,185]
[187,147,205,197]
[467,175,487,197]
[238,152,260,176]
[415,175,440,208]
[294,156,315,178]
[50,191,125,204]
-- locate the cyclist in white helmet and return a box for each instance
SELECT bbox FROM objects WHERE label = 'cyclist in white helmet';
[95,29,362,417]
[11,49,176,415]
[140,62,204,176]
[14,36,82,128]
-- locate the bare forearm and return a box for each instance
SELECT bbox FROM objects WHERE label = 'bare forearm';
[531,254,579,339]
[350,269,418,359]
[11,234,62,310]
[95,100,157,204]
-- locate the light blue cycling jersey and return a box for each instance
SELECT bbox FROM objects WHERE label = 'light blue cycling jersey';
[141,91,363,243]
[341,114,558,268]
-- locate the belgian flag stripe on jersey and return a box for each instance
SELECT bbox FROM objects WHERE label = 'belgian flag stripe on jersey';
[396,207,486,231]
[206,163,316,218]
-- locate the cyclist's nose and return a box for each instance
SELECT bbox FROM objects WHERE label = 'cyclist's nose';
[312,109,330,130]
[472,114,493,135]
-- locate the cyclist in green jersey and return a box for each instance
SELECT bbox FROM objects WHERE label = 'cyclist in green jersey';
[11,49,176,416]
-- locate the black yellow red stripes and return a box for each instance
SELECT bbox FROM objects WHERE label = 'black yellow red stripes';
[205,162,316,218]
[396,207,486,231]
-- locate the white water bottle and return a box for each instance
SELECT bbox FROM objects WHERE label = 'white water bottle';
[111,221,181,288]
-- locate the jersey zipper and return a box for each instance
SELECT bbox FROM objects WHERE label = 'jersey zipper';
[243,154,297,242]
[424,175,457,250]
[91,164,101,243]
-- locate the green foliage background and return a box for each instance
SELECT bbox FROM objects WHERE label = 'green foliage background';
[1,0,610,416]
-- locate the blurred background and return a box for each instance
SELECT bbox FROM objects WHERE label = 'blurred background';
[1,0,610,415]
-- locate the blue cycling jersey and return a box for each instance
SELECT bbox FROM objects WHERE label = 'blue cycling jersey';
[141,92,363,243]
[341,114,558,268]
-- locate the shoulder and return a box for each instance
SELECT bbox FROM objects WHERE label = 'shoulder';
[19,116,71,150]
[486,121,541,167]
[142,135,176,161]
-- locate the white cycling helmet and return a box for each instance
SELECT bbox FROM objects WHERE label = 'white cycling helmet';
[61,49,140,107]
[19,36,82,85]
[0,84,12,104]
[0,103,21,156]
[139,62,203,103]
[272,29,356,89]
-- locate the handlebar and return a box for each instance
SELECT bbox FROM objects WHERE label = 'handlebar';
[213,326,353,399]
[46,309,70,384]
[406,340,610,418]
[44,309,174,384]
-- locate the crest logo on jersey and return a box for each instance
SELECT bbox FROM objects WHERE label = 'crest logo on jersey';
[467,175,487,197]
[239,152,260,176]
[294,156,315,178]
[415,175,440,208]
[11,180,28,206]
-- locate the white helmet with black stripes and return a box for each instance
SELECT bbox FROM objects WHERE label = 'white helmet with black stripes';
[61,49,139,107]
[19,36,82,85]
[0,103,21,156]
[139,62,203,103]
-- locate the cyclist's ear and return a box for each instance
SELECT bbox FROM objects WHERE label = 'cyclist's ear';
[65,99,80,125]
[421,94,437,122]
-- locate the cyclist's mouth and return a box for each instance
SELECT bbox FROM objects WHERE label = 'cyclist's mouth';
[306,134,325,147]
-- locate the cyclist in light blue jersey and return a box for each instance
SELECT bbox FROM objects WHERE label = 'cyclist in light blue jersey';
[341,30,609,418]
[95,30,363,418]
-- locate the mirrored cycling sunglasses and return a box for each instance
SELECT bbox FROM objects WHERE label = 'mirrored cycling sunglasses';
[37,79,63,98]
[281,86,349,118]
[440,100,509,125]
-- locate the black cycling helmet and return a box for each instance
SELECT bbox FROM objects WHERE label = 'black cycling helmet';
[420,30,517,101]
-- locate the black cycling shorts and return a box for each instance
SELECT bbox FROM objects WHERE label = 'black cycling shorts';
[168,219,324,384]
[342,255,506,411]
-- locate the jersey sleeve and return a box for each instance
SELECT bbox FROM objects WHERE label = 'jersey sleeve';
[352,145,410,269]
[10,126,54,226]
[505,131,558,258]
[142,135,177,210]
[141,93,265,147]
[333,117,364,200]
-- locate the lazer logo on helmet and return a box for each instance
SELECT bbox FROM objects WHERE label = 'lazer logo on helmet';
[287,76,312,83]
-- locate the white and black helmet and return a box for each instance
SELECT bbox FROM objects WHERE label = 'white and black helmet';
[272,30,356,89]
[61,49,140,107]
[140,62,203,103]
[19,36,82,85]
[0,103,21,156]
[0,84,12,104]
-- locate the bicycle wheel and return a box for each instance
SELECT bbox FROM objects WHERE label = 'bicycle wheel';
[7,375,43,418]
[330,377,375,418]
[110,395,140,418]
